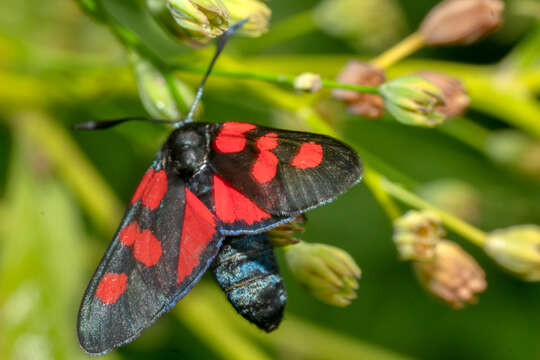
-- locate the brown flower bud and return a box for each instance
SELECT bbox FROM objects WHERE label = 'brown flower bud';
[269,215,306,247]
[416,71,470,117]
[419,0,504,46]
[414,240,487,309]
[332,60,385,119]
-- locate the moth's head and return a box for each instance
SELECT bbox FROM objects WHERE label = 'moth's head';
[166,125,208,175]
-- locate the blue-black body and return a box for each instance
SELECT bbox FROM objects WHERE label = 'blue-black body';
[212,233,286,332]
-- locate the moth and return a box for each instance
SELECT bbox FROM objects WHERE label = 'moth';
[76,20,363,355]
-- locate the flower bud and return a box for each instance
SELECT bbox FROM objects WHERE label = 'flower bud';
[333,61,385,119]
[284,241,361,307]
[221,0,271,37]
[293,73,323,93]
[419,0,504,46]
[485,225,540,281]
[268,215,306,247]
[417,179,481,223]
[393,210,444,261]
[313,0,407,52]
[416,71,470,117]
[379,75,446,127]
[132,53,195,120]
[414,240,487,308]
[484,130,540,178]
[168,0,229,39]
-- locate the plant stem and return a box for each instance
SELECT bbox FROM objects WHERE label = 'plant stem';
[371,32,426,69]
[363,169,401,220]
[173,64,380,94]
[379,176,488,247]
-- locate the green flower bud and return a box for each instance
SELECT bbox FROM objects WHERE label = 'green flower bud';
[293,72,323,93]
[284,241,361,307]
[313,0,407,52]
[168,0,229,39]
[131,53,195,120]
[221,0,271,37]
[415,240,487,309]
[417,179,481,223]
[268,215,306,247]
[416,71,470,118]
[484,130,540,178]
[393,210,444,261]
[380,76,446,127]
[485,225,540,281]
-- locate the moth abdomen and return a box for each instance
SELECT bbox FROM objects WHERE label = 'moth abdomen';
[212,233,287,332]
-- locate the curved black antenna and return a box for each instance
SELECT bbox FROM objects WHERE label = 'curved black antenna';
[73,117,174,131]
[175,18,249,128]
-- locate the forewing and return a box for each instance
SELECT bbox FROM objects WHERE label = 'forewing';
[209,122,362,216]
[78,158,222,355]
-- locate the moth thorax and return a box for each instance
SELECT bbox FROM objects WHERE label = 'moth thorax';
[167,128,208,175]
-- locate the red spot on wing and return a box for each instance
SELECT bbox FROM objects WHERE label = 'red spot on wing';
[119,222,139,246]
[251,132,279,183]
[133,230,162,267]
[177,189,217,284]
[96,273,128,305]
[141,170,167,210]
[291,142,323,169]
[251,151,279,183]
[131,169,153,204]
[119,221,162,267]
[213,122,256,153]
[213,175,271,224]
[256,132,278,151]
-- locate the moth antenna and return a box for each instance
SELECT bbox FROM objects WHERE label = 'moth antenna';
[174,18,249,128]
[73,117,174,131]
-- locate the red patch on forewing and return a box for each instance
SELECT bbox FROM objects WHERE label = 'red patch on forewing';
[141,170,167,210]
[133,230,162,267]
[96,273,128,305]
[251,132,279,183]
[213,175,271,225]
[119,221,139,246]
[251,151,279,183]
[213,122,256,153]
[177,189,217,284]
[131,169,153,204]
[119,221,162,267]
[291,142,323,169]
[256,132,278,151]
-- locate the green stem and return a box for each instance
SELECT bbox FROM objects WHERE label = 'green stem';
[379,176,488,247]
[371,32,426,69]
[363,169,401,220]
[172,64,379,94]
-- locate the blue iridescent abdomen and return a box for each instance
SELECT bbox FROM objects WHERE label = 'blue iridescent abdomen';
[212,233,286,332]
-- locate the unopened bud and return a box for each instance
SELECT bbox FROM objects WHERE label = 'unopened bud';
[484,130,540,178]
[415,240,487,309]
[485,225,540,281]
[284,241,361,307]
[380,75,446,127]
[394,210,444,261]
[313,0,407,52]
[419,0,504,46]
[293,73,323,93]
[168,0,229,39]
[221,0,271,37]
[269,215,306,247]
[132,53,195,120]
[416,71,470,117]
[417,179,481,223]
[333,61,385,119]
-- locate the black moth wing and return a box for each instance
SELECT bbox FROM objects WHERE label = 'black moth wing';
[78,155,222,355]
[209,124,363,216]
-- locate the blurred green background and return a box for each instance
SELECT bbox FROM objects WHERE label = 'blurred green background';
[1,0,540,359]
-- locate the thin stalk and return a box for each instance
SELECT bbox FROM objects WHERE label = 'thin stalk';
[172,64,379,94]
[380,176,488,247]
[371,32,426,69]
[363,169,401,220]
